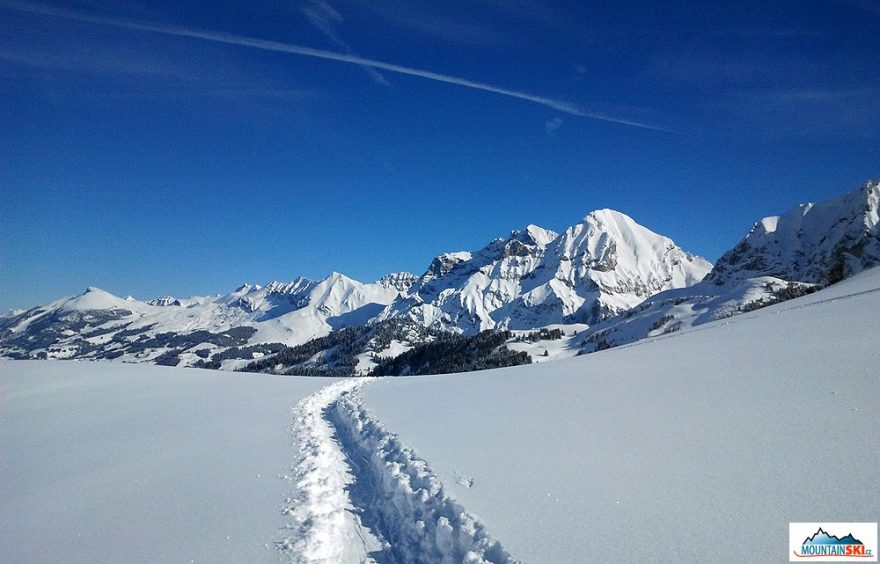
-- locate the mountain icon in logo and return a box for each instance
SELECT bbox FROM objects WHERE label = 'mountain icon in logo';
[803,528,864,546]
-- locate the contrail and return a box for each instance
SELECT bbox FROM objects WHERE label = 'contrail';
[0,0,674,132]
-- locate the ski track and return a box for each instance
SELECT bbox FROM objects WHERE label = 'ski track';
[276,378,517,564]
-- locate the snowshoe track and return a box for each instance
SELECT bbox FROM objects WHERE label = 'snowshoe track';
[277,378,517,564]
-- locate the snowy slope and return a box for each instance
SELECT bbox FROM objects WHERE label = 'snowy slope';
[0,361,333,563]
[359,266,880,563]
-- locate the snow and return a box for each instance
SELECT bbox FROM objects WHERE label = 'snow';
[359,266,880,563]
[329,388,515,563]
[709,180,880,285]
[2,267,878,563]
[386,210,710,334]
[62,286,141,312]
[0,361,332,563]
[523,224,558,247]
[278,378,386,562]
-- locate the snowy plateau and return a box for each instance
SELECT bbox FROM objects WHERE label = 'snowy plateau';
[1,180,879,563]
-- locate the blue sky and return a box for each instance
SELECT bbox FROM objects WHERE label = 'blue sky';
[1,0,878,310]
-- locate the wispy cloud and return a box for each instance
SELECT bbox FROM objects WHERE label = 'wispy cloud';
[545,116,563,136]
[340,0,506,46]
[0,47,194,79]
[464,0,564,27]
[299,0,388,85]
[0,0,673,132]
[703,86,880,140]
[837,0,880,17]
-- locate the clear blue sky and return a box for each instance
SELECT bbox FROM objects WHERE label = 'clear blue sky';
[1,0,878,311]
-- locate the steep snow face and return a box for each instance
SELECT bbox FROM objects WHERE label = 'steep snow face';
[305,273,400,319]
[708,180,880,285]
[215,277,317,316]
[383,230,554,333]
[240,273,404,346]
[386,211,710,332]
[522,224,558,247]
[527,209,711,323]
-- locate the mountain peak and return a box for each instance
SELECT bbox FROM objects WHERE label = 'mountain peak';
[707,180,880,285]
[583,208,634,225]
[325,271,354,284]
[510,224,558,247]
[64,287,132,312]
[234,283,260,293]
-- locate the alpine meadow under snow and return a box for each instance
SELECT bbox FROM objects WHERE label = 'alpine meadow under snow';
[2,262,878,563]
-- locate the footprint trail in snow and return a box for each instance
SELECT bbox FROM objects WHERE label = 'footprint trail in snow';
[277,378,384,562]
[276,378,517,564]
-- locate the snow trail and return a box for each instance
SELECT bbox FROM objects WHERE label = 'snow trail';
[329,392,518,564]
[277,378,517,563]
[277,378,387,563]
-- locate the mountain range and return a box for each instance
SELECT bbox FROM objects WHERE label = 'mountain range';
[2,179,877,374]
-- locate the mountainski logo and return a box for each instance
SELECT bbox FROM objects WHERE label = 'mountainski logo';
[790,523,878,561]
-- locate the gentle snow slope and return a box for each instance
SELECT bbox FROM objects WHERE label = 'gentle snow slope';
[361,267,880,563]
[0,362,332,564]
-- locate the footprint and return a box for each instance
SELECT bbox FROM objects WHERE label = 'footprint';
[454,471,474,488]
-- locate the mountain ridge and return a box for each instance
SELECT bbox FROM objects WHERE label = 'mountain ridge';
[2,178,877,373]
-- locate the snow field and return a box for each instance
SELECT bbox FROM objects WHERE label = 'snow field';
[0,362,333,563]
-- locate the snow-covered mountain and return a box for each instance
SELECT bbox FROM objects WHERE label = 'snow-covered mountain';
[6,261,878,563]
[575,179,880,353]
[2,179,877,370]
[0,273,404,367]
[707,179,879,285]
[0,207,708,368]
[382,210,710,332]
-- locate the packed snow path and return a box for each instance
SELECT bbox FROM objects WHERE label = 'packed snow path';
[277,378,516,564]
